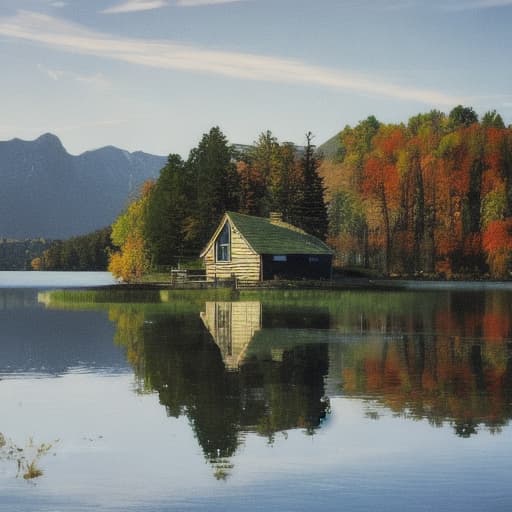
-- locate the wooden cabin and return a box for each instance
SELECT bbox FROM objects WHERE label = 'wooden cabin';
[200,212,333,282]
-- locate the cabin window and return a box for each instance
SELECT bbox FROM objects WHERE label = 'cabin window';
[272,255,287,262]
[308,256,320,263]
[216,223,231,262]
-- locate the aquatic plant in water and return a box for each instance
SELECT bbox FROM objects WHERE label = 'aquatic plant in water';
[0,433,57,480]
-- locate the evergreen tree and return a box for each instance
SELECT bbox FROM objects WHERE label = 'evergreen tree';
[481,110,505,129]
[449,105,478,129]
[295,132,329,241]
[145,154,190,266]
[188,127,240,248]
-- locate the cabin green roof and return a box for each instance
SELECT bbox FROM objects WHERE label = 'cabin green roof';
[225,212,332,255]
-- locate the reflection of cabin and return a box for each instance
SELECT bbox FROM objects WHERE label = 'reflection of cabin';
[200,302,262,369]
[200,212,333,282]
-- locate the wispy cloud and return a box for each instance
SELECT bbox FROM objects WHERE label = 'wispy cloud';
[175,0,245,6]
[37,63,111,88]
[0,11,459,106]
[442,0,512,9]
[102,1,168,14]
[50,1,68,7]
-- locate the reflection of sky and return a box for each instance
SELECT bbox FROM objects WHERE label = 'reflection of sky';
[1,373,511,511]
[0,290,129,376]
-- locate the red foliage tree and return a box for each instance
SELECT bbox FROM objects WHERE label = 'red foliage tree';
[482,219,512,278]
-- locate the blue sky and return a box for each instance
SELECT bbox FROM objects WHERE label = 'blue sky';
[0,0,511,156]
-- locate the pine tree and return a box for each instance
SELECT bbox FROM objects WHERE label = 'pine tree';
[188,127,240,248]
[145,154,190,266]
[295,132,329,241]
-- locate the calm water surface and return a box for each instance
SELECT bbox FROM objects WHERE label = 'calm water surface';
[0,273,511,511]
[0,271,116,288]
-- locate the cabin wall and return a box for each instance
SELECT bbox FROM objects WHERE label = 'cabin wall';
[261,254,332,280]
[204,224,261,282]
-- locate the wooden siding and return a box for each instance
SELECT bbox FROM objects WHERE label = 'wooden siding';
[204,222,261,282]
[200,301,261,369]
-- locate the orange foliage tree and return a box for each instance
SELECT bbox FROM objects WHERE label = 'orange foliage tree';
[483,219,512,278]
[362,125,404,273]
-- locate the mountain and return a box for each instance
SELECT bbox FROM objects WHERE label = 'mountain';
[316,131,343,161]
[0,133,167,239]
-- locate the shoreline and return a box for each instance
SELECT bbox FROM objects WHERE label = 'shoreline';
[86,277,512,292]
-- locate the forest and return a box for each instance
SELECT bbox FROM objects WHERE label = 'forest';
[32,228,113,271]
[108,127,328,281]
[36,105,512,281]
[322,106,512,278]
[0,239,52,270]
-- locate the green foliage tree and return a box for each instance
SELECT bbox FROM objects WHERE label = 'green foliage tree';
[482,110,505,129]
[188,127,240,248]
[237,132,303,221]
[294,132,329,241]
[36,228,112,271]
[449,105,478,129]
[145,154,190,266]
[250,130,282,215]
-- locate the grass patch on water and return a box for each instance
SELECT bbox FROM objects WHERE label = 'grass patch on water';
[39,287,237,312]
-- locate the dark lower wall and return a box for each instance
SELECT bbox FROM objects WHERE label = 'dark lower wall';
[262,254,332,280]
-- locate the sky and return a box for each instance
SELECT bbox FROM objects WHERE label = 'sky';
[0,0,511,157]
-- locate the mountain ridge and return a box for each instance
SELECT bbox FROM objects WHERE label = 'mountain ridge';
[0,133,167,239]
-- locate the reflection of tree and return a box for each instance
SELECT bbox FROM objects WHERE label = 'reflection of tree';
[111,303,330,478]
[42,286,512,462]
[244,344,330,441]
[342,335,512,437]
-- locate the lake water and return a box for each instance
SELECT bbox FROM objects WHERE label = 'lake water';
[1,273,512,511]
[0,271,117,288]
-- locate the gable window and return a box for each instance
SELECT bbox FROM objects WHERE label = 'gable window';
[216,222,231,261]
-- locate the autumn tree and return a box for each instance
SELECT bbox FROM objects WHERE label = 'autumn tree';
[108,181,153,281]
[362,125,404,273]
[483,219,512,278]
[236,160,266,216]
[328,190,366,266]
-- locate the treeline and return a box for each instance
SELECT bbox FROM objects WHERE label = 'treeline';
[0,239,52,270]
[323,106,512,278]
[109,127,328,281]
[46,106,512,280]
[32,227,113,271]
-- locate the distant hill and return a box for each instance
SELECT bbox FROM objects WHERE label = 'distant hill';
[316,131,343,161]
[0,133,167,239]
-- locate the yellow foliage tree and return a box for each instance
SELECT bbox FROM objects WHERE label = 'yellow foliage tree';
[108,181,153,282]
